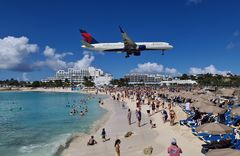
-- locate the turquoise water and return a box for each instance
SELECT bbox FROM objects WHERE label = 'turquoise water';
[0,91,106,156]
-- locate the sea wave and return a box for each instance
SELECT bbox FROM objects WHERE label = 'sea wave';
[18,133,80,156]
[53,133,87,156]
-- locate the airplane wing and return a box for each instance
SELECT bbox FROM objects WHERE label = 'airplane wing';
[119,26,137,51]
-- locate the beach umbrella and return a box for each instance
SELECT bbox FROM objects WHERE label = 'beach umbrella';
[205,148,240,156]
[196,123,233,135]
[231,107,240,117]
[191,101,207,108]
[198,105,226,114]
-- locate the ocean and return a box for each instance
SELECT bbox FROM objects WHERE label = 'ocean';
[0,91,106,156]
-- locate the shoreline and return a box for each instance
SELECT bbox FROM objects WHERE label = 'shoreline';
[62,93,204,156]
[54,95,112,156]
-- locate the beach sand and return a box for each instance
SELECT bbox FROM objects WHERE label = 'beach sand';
[62,96,204,156]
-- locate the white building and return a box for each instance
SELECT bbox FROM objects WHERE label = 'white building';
[94,73,113,86]
[51,67,112,86]
[124,73,168,84]
[160,79,197,86]
[56,68,90,83]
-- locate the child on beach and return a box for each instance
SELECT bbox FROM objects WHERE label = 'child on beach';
[150,119,156,128]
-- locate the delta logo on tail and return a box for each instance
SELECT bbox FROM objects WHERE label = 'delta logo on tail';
[80,29,99,44]
[79,26,173,58]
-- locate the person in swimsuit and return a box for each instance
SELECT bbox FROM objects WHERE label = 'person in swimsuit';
[169,110,176,126]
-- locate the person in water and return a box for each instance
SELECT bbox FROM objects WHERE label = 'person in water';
[80,111,85,116]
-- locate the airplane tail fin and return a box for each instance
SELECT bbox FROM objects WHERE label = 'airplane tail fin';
[79,29,99,44]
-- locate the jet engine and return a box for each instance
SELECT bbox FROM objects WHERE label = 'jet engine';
[137,45,146,51]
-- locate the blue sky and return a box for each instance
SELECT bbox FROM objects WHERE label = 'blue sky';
[0,0,240,80]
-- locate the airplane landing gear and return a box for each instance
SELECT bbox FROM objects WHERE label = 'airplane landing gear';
[125,53,130,58]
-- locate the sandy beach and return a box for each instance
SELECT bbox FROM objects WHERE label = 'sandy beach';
[62,95,204,156]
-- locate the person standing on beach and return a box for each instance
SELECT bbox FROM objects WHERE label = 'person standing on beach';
[127,109,132,125]
[101,128,106,141]
[169,110,176,126]
[147,103,151,117]
[114,139,121,156]
[167,138,182,156]
[162,109,168,123]
[136,109,142,127]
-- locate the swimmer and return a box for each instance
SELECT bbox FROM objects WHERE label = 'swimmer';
[80,111,85,116]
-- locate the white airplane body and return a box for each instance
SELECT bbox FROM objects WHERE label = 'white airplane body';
[80,27,173,58]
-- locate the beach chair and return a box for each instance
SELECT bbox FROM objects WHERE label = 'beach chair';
[180,116,194,126]
[222,133,236,144]
[202,135,222,143]
[230,117,240,129]
[232,140,240,150]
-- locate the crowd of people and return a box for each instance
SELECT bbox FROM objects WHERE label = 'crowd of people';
[86,86,240,155]
[97,86,190,155]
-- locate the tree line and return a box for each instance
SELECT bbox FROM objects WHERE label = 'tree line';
[179,73,240,87]
[0,77,95,88]
[110,74,240,87]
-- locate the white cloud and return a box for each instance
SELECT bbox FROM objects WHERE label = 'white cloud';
[131,62,164,74]
[39,47,95,71]
[130,62,180,76]
[73,54,95,69]
[22,73,29,81]
[165,67,178,75]
[42,46,73,71]
[189,65,231,75]
[187,0,203,4]
[0,36,97,73]
[0,36,38,71]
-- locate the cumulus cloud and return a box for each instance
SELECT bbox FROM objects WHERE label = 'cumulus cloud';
[189,65,231,75]
[165,68,178,75]
[187,0,203,5]
[130,62,179,76]
[131,62,164,74]
[37,47,95,71]
[73,54,95,69]
[0,35,97,74]
[0,36,38,71]
[41,46,73,71]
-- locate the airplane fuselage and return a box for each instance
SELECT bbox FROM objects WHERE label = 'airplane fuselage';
[81,42,173,53]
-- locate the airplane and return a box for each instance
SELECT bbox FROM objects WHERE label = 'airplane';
[80,26,173,58]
